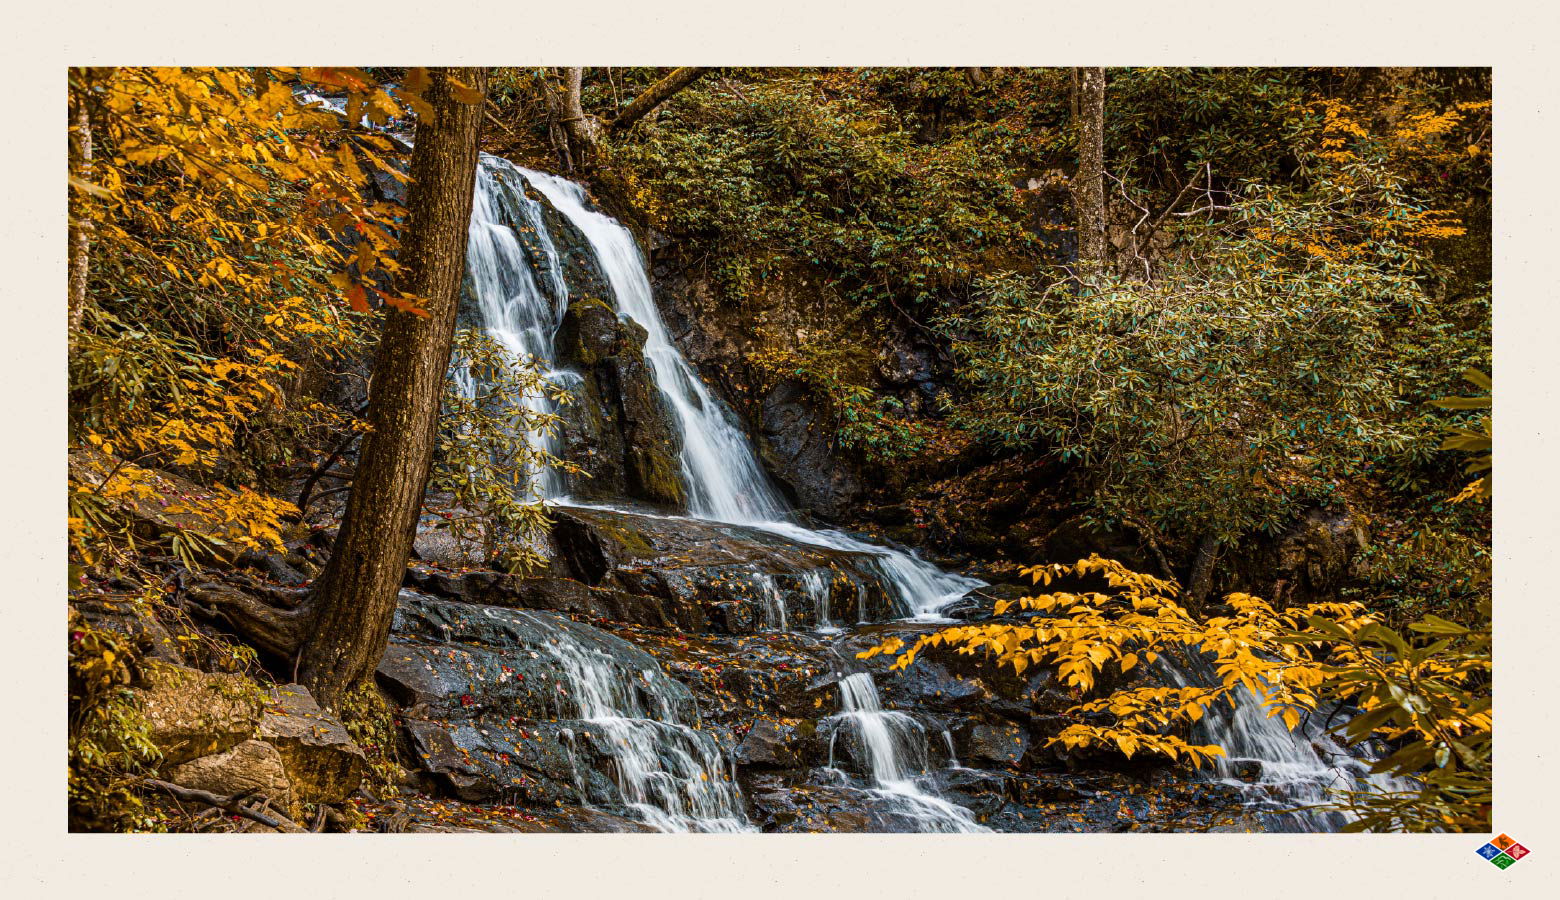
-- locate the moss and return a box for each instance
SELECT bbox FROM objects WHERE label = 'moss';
[558,296,619,367]
[339,681,401,794]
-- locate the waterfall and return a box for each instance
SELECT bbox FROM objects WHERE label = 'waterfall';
[523,610,752,832]
[461,157,573,500]
[457,156,985,831]
[513,166,982,617]
[826,673,988,833]
[1159,656,1418,832]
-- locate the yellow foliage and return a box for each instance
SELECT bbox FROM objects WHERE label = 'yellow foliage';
[862,554,1378,767]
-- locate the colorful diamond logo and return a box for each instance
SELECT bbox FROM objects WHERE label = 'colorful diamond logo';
[1479,834,1531,868]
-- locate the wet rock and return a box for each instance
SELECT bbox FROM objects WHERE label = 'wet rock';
[554,298,685,509]
[166,739,293,812]
[136,663,265,767]
[734,719,800,769]
[757,380,865,521]
[959,723,1030,767]
[381,594,706,810]
[547,505,902,631]
[259,683,366,804]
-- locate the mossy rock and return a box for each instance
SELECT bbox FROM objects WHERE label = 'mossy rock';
[135,662,266,767]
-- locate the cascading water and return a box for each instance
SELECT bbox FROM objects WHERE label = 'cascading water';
[456,156,988,830]
[1160,655,1417,832]
[453,154,1401,833]
[825,673,988,833]
[526,613,751,832]
[515,167,982,616]
[460,157,573,500]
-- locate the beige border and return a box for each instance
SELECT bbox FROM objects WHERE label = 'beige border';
[5,2,1557,896]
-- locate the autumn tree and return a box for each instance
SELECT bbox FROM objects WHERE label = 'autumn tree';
[298,67,489,709]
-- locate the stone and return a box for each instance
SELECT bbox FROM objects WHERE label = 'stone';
[961,723,1030,767]
[258,683,367,804]
[136,663,264,767]
[166,739,294,812]
[734,719,799,769]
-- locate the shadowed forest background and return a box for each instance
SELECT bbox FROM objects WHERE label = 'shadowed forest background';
[67,66,1490,834]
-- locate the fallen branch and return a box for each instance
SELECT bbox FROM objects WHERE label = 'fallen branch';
[144,779,298,831]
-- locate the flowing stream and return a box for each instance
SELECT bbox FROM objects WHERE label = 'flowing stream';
[456,151,1397,833]
[826,673,988,833]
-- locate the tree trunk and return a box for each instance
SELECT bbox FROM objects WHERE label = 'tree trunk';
[1186,533,1219,610]
[607,66,710,132]
[1074,66,1107,270]
[68,68,95,347]
[298,67,487,711]
[560,67,599,166]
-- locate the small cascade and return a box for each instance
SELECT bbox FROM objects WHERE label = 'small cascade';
[527,613,752,832]
[1160,656,1416,832]
[800,569,838,633]
[750,573,789,631]
[826,673,988,833]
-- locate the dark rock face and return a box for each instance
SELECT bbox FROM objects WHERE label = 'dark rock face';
[554,299,685,508]
[758,380,865,521]
[542,505,906,631]
[378,594,704,809]
[648,254,871,523]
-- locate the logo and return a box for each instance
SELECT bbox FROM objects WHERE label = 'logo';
[1476,834,1531,869]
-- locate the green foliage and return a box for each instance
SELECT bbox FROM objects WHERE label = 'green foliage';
[68,610,161,832]
[944,113,1483,546]
[606,70,1039,313]
[1286,605,1491,832]
[428,329,575,572]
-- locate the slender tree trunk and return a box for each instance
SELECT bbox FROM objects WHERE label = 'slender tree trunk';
[1186,533,1219,609]
[560,67,599,166]
[298,67,487,711]
[607,66,710,132]
[68,69,95,347]
[1074,66,1107,270]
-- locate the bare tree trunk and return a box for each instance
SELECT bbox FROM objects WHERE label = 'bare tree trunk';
[298,67,488,711]
[1074,66,1107,270]
[68,68,95,347]
[559,66,601,167]
[607,66,710,132]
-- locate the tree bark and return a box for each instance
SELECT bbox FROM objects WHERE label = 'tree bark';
[68,68,95,347]
[298,67,487,711]
[1074,66,1107,270]
[1186,532,1219,609]
[559,66,600,164]
[607,66,710,132]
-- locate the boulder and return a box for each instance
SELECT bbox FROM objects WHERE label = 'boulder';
[734,719,800,769]
[258,684,367,804]
[166,739,293,812]
[136,663,264,767]
[960,723,1030,767]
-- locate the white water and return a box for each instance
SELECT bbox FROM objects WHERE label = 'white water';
[460,157,573,499]
[827,673,988,833]
[522,611,751,832]
[1161,656,1417,832]
[457,157,985,831]
[516,166,982,616]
